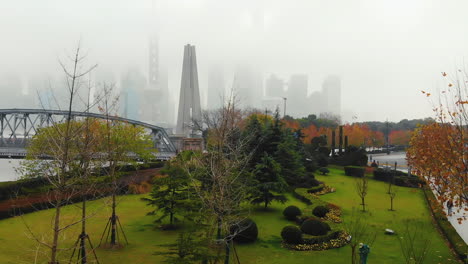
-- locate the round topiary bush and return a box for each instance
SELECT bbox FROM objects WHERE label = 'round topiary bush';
[312,205,330,218]
[283,205,302,221]
[281,225,303,244]
[300,218,329,236]
[230,218,258,243]
[318,167,330,175]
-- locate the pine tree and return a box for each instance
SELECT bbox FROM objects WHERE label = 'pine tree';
[249,154,287,209]
[275,132,306,186]
[143,161,197,229]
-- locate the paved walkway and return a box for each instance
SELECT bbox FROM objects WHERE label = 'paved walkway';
[372,152,468,244]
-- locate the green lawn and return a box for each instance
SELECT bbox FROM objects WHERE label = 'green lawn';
[0,167,460,264]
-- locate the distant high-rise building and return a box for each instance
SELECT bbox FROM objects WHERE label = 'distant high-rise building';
[265,74,284,98]
[120,69,146,121]
[233,66,263,109]
[142,0,170,126]
[322,75,341,117]
[286,74,308,117]
[176,44,202,137]
[207,66,225,109]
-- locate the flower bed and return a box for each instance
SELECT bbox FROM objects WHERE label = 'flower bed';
[309,185,336,196]
[282,230,349,251]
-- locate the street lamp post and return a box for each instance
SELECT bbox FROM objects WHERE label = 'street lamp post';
[282,97,287,118]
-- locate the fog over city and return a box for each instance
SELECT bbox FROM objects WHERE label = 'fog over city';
[1,0,468,123]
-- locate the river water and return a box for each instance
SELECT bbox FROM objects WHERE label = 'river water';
[0,159,22,182]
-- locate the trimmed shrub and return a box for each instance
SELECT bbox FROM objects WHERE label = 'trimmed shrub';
[318,167,330,175]
[307,184,325,194]
[230,218,258,243]
[283,205,302,221]
[301,219,330,236]
[344,166,365,177]
[303,230,341,244]
[312,205,330,218]
[292,189,312,205]
[281,225,303,244]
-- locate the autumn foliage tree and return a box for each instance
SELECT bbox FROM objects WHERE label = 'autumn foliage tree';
[407,70,468,220]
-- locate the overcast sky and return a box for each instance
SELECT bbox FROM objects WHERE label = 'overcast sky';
[1,0,468,122]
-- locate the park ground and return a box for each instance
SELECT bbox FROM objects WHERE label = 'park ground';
[0,167,461,264]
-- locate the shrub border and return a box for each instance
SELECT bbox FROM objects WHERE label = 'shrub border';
[422,186,468,261]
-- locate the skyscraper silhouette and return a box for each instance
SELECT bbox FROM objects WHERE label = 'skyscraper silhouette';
[176,44,202,136]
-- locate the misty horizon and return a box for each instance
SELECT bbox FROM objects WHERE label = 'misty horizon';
[1,0,468,123]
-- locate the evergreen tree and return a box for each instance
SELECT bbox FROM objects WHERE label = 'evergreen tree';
[242,115,267,171]
[143,161,197,228]
[249,154,287,209]
[275,132,306,186]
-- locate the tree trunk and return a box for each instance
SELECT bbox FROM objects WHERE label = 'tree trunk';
[50,199,62,264]
[224,240,230,264]
[361,197,366,212]
[351,245,356,264]
[81,198,87,264]
[111,193,117,245]
[217,217,222,240]
[390,197,394,211]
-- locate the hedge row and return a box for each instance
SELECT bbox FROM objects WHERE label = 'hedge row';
[292,189,313,205]
[373,168,424,188]
[422,186,468,261]
[0,161,165,202]
[0,177,50,201]
[344,166,365,177]
[307,184,325,194]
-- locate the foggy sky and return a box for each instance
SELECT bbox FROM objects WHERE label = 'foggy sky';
[1,0,468,122]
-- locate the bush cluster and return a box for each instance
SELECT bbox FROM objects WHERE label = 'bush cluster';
[300,218,330,236]
[294,172,320,188]
[283,206,302,221]
[344,166,365,177]
[281,225,303,244]
[312,205,330,218]
[373,168,424,188]
[230,218,258,243]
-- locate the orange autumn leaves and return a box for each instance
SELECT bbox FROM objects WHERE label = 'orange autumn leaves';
[407,123,468,207]
[282,121,409,147]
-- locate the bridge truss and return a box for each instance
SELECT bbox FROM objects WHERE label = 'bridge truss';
[0,109,176,159]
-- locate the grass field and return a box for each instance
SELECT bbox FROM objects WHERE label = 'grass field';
[0,167,460,264]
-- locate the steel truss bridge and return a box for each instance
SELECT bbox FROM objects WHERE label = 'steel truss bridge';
[0,109,176,160]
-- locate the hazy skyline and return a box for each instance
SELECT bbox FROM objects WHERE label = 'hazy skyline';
[1,0,468,122]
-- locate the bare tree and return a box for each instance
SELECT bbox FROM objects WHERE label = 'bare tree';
[355,175,368,212]
[344,209,376,264]
[388,183,397,211]
[97,84,153,248]
[398,219,431,264]
[20,43,98,264]
[187,94,253,264]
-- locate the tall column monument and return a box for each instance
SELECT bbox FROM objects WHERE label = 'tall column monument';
[176,44,202,137]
